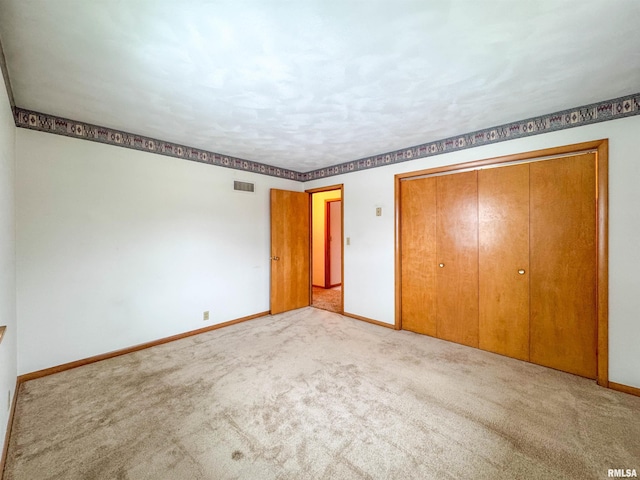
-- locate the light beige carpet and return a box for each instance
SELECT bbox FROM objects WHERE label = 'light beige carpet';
[4,307,640,480]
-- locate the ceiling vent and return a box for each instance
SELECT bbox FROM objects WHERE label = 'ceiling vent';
[234,180,255,193]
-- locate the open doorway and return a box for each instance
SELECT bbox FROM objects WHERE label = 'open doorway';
[308,186,343,313]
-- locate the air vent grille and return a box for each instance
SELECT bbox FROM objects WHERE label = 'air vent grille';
[234,181,255,193]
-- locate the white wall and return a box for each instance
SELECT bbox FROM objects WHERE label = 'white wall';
[0,75,16,446]
[307,115,640,390]
[16,129,301,374]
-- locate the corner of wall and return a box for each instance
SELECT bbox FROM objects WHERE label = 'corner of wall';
[0,57,17,470]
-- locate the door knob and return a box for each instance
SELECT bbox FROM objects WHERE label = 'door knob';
[518,269,525,275]
[438,263,445,268]
[271,256,280,261]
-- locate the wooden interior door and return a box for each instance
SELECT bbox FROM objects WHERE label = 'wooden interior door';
[529,153,597,378]
[436,171,479,347]
[326,200,342,287]
[400,177,437,336]
[478,164,530,360]
[270,189,310,315]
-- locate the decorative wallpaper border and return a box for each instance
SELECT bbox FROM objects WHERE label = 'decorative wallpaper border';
[14,91,640,183]
[301,92,640,181]
[13,108,304,181]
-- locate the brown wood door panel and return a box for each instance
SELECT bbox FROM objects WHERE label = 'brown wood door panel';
[436,171,479,347]
[529,153,597,378]
[326,200,342,288]
[478,164,530,361]
[400,177,437,336]
[270,189,310,315]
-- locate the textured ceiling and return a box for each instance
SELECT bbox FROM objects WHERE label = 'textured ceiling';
[1,0,639,172]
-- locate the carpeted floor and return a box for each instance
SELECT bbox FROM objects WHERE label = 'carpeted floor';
[4,308,640,480]
[312,286,342,313]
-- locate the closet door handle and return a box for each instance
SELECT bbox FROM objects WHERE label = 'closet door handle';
[438,263,445,268]
[518,269,525,275]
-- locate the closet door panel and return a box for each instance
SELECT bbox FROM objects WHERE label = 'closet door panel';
[478,164,530,361]
[436,171,479,347]
[400,177,437,335]
[530,153,597,378]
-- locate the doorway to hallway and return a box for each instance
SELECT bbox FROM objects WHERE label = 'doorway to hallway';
[308,186,343,313]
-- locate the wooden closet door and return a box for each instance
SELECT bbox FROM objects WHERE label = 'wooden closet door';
[436,171,479,347]
[478,164,530,360]
[530,153,597,378]
[400,177,437,336]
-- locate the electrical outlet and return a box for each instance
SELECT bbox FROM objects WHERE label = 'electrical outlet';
[203,311,210,321]
[376,207,382,216]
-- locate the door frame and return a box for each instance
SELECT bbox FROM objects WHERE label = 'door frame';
[325,199,342,288]
[394,139,609,387]
[307,184,344,313]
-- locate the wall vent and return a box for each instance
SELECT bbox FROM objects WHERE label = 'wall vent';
[234,181,255,193]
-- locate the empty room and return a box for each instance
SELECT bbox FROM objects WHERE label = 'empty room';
[0,1,639,479]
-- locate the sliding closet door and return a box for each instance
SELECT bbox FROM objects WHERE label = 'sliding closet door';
[478,164,530,360]
[529,153,597,378]
[400,177,437,336]
[436,171,479,348]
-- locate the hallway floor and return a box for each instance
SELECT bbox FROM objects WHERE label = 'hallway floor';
[312,285,341,313]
